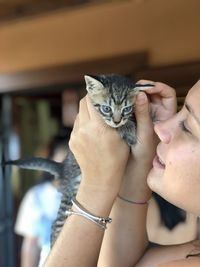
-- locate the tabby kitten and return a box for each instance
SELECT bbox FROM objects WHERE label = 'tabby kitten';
[6,74,153,245]
[85,74,153,145]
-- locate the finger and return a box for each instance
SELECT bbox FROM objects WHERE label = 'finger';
[69,115,80,150]
[78,97,90,124]
[143,82,176,99]
[72,114,80,133]
[85,95,105,124]
[135,92,153,142]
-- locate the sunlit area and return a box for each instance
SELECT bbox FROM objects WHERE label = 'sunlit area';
[0,1,200,266]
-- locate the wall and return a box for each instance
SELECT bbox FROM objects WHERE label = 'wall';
[0,0,200,73]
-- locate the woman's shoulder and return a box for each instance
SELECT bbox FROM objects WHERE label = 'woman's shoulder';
[158,257,200,267]
[135,240,200,267]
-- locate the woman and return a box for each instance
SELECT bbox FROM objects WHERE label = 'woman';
[45,80,200,267]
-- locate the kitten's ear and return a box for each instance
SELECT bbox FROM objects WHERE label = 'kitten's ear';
[129,83,154,98]
[133,83,155,92]
[84,75,104,95]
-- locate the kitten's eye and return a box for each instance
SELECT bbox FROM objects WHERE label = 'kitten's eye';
[123,106,133,114]
[101,105,112,113]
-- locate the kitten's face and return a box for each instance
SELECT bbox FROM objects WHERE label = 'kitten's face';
[84,75,138,128]
[92,93,134,128]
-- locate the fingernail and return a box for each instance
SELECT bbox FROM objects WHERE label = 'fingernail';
[136,92,147,105]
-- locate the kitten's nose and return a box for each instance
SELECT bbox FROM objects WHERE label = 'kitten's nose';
[113,112,121,124]
[113,119,121,124]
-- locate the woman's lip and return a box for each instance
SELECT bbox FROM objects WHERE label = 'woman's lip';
[153,155,165,169]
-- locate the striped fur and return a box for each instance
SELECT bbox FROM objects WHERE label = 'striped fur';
[85,74,141,145]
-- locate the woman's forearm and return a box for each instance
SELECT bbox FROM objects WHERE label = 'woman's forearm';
[98,197,149,267]
[98,158,152,267]
[44,184,116,267]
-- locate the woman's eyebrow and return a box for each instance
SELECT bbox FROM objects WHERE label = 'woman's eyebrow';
[185,102,200,126]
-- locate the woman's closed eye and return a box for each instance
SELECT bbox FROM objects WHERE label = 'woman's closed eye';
[179,120,192,135]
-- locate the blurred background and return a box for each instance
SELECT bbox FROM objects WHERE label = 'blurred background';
[0,0,200,266]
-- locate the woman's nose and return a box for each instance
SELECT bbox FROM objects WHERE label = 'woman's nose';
[154,120,172,144]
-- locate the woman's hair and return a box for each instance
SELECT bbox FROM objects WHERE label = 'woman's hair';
[153,193,200,258]
[152,192,186,230]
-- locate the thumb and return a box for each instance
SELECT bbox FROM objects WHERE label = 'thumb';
[135,92,153,142]
[86,95,101,120]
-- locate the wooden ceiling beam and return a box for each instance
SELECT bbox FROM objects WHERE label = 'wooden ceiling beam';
[0,52,148,94]
[0,0,93,22]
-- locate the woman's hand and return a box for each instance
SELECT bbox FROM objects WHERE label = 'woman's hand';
[139,80,177,122]
[120,91,155,201]
[69,95,130,197]
[120,81,177,202]
[133,80,177,159]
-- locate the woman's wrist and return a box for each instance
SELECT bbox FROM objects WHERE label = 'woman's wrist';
[120,160,152,203]
[76,182,117,218]
[119,180,152,204]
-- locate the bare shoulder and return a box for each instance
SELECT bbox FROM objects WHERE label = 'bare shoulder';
[135,240,200,267]
[158,257,200,267]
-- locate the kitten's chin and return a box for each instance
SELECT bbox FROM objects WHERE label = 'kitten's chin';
[105,120,126,128]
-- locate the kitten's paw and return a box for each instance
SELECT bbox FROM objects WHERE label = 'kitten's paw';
[123,134,137,146]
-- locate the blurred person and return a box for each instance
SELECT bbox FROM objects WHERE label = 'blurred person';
[14,133,70,267]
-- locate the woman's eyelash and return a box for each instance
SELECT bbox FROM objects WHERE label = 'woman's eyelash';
[179,121,191,134]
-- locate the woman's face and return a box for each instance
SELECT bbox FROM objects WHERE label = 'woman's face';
[147,80,200,214]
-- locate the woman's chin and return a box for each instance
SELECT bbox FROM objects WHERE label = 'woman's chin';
[147,167,164,192]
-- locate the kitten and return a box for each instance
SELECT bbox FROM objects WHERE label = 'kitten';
[6,74,153,245]
[85,74,153,145]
